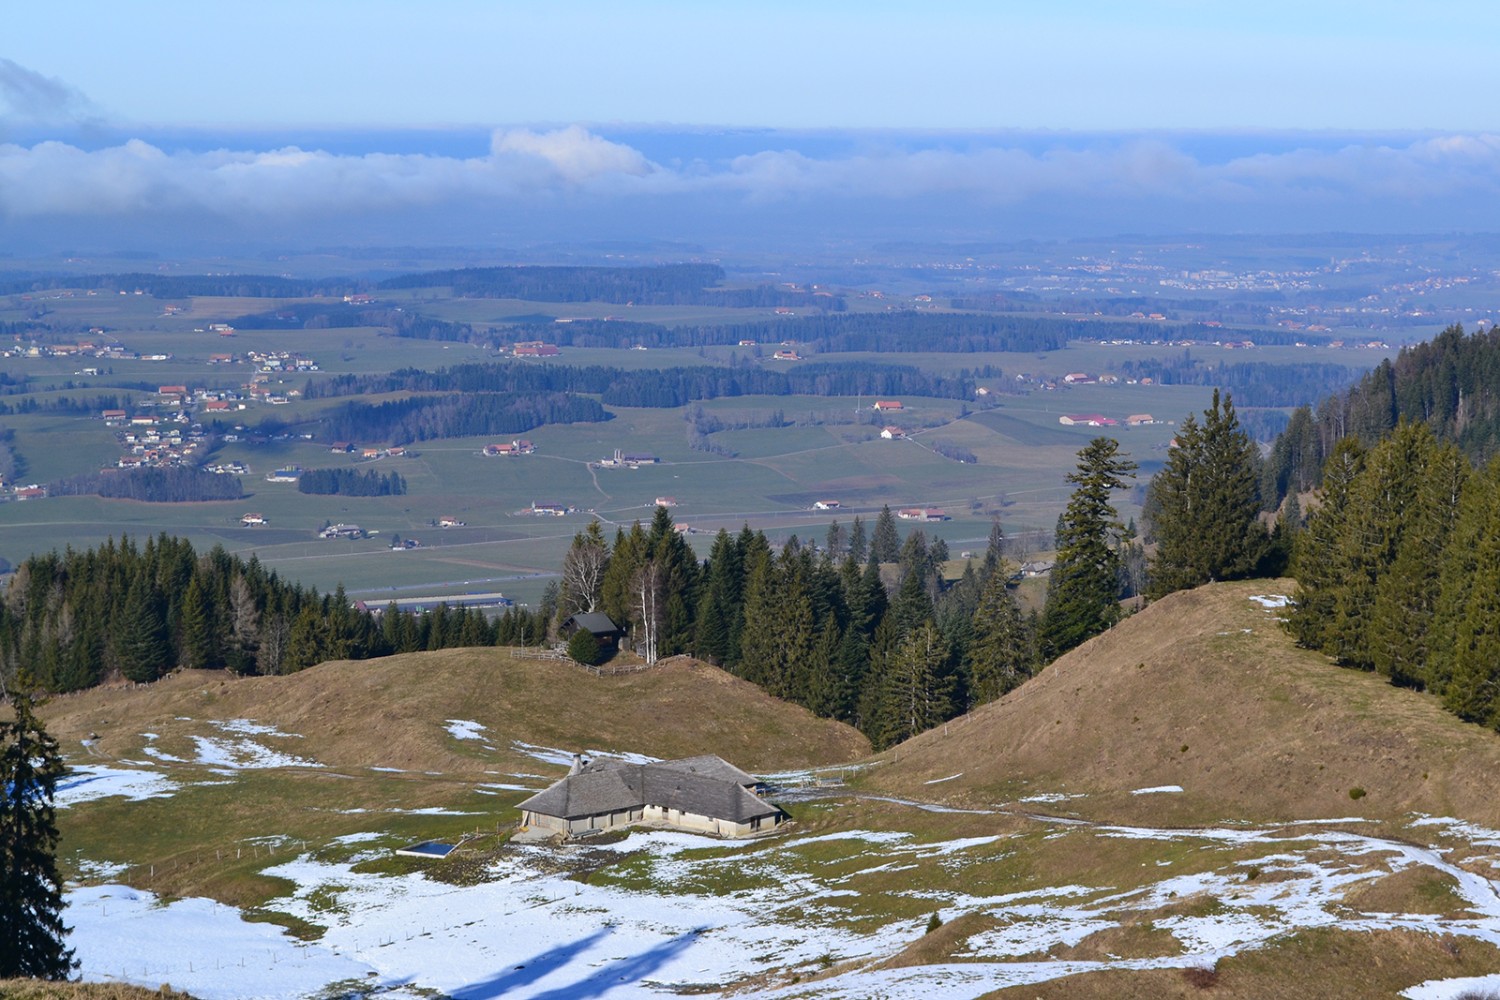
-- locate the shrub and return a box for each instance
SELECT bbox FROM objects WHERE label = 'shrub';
[1349,787,1367,800]
[567,629,604,666]
[924,912,943,935]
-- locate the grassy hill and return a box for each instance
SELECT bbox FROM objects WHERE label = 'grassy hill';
[40,648,867,910]
[42,647,868,776]
[865,579,1500,830]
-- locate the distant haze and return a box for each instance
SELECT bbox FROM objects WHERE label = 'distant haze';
[4,125,1500,257]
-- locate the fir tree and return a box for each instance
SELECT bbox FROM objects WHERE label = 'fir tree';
[0,692,75,979]
[966,568,1033,707]
[1369,435,1467,687]
[877,621,954,748]
[1038,437,1136,660]
[1146,390,1265,599]
[848,516,868,564]
[872,505,901,564]
[115,577,169,683]
[1288,437,1364,653]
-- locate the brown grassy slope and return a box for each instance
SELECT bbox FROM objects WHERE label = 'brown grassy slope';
[985,929,1500,1000]
[39,649,868,775]
[867,580,1500,827]
[0,983,190,1000]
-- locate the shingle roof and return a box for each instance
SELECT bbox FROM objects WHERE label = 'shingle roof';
[519,756,777,824]
[564,612,621,636]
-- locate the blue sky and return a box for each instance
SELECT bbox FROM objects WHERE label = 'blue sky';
[5,1,1494,130]
[2,3,1498,253]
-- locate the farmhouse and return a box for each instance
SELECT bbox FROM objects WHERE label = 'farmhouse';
[559,612,624,651]
[880,426,906,440]
[240,513,266,526]
[813,499,840,510]
[485,439,535,457]
[898,508,949,522]
[872,400,903,412]
[1058,414,1118,427]
[519,755,783,838]
[513,341,561,357]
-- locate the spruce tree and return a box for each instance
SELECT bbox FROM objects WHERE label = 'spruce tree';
[1288,437,1364,652]
[1038,437,1136,660]
[115,577,169,683]
[0,692,76,979]
[1369,436,1467,687]
[872,505,901,564]
[877,621,954,748]
[1146,390,1265,599]
[966,568,1033,706]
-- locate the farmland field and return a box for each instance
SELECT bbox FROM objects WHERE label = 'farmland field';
[0,264,1389,602]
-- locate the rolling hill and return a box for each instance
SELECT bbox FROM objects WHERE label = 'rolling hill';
[41,647,870,776]
[865,579,1500,830]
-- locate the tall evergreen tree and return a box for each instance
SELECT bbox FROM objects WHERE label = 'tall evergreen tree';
[872,505,901,564]
[1369,433,1468,687]
[966,569,1033,707]
[114,577,169,683]
[1288,437,1365,652]
[876,621,954,748]
[1038,437,1136,660]
[1146,390,1265,599]
[0,692,75,979]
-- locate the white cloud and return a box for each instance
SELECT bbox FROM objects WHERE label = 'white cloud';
[4,126,1500,237]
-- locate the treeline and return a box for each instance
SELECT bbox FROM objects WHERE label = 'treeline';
[497,312,1084,354]
[1263,325,1500,506]
[380,264,741,305]
[319,392,609,444]
[47,468,245,503]
[1116,358,1361,409]
[0,393,137,416]
[0,273,359,298]
[297,469,406,497]
[229,304,474,342]
[304,360,974,408]
[0,535,554,692]
[1285,422,1500,730]
[559,508,1036,749]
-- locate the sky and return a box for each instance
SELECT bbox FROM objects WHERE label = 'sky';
[3,2,1499,256]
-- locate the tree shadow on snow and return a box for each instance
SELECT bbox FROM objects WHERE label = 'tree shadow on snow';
[452,926,708,1000]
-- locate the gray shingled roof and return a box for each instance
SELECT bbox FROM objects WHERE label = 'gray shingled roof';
[519,756,777,824]
[563,612,621,636]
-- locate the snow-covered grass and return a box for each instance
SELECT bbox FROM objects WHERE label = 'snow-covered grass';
[68,809,1500,999]
[444,719,486,741]
[510,740,658,768]
[56,765,176,806]
[1248,594,1291,609]
[189,735,320,770]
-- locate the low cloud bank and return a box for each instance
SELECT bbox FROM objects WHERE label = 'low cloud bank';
[4,126,1500,247]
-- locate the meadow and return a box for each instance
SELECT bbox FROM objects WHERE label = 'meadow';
[0,276,1376,601]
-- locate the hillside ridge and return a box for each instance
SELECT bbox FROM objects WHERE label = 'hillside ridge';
[867,580,1500,828]
[40,646,870,777]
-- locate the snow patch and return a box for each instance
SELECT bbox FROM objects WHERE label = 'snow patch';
[190,735,320,770]
[56,765,176,806]
[444,719,486,741]
[925,772,964,784]
[510,740,658,767]
[1248,594,1291,608]
[1131,785,1185,795]
[1404,973,1500,1000]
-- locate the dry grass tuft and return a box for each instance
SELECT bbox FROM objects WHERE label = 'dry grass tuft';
[0,982,192,999]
